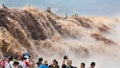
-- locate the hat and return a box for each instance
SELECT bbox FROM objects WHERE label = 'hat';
[43,61,48,64]
[24,55,29,59]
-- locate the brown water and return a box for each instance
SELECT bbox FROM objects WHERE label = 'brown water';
[0,6,120,68]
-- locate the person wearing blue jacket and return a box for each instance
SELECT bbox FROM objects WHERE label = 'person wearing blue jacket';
[40,61,49,68]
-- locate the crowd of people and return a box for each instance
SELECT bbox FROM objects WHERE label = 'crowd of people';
[36,55,96,68]
[0,52,96,68]
[0,51,33,68]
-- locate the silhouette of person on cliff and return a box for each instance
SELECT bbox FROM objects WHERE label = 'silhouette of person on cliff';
[2,3,7,9]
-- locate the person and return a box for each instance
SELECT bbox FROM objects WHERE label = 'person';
[20,56,27,68]
[4,56,13,68]
[49,59,59,68]
[36,57,43,67]
[80,63,85,68]
[53,59,59,68]
[40,61,49,68]
[0,57,6,68]
[9,56,14,68]
[13,61,20,68]
[14,55,19,62]
[90,62,95,68]
[18,56,24,68]
[0,54,8,68]
[62,55,68,68]
[66,60,74,68]
[23,55,31,68]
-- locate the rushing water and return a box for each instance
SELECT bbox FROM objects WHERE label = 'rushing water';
[0,6,120,68]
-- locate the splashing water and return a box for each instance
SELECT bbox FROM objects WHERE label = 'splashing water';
[0,6,120,68]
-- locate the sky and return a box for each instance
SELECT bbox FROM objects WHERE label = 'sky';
[0,0,120,17]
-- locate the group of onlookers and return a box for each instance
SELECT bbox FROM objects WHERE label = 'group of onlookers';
[0,53,96,68]
[36,55,96,68]
[0,52,33,68]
